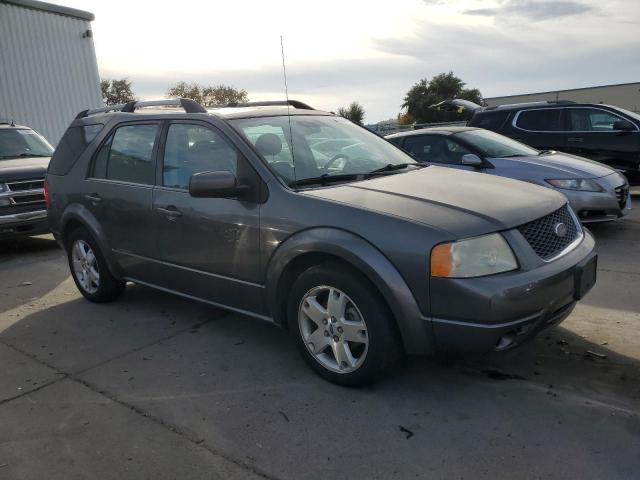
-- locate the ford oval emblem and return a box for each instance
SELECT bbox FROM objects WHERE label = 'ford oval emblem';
[554,222,568,237]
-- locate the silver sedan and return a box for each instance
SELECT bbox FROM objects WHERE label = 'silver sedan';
[387,126,631,223]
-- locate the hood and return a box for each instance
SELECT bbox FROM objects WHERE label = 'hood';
[302,166,566,238]
[0,157,50,182]
[489,152,614,179]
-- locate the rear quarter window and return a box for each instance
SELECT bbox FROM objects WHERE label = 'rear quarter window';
[48,124,104,175]
[514,109,563,132]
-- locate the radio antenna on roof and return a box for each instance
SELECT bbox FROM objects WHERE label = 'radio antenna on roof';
[280,35,296,181]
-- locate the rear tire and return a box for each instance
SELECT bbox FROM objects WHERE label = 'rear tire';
[66,227,125,303]
[287,262,401,387]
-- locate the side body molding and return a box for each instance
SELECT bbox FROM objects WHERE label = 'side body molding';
[265,228,435,355]
[58,203,124,278]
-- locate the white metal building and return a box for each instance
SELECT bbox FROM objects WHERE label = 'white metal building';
[485,82,640,113]
[0,0,101,145]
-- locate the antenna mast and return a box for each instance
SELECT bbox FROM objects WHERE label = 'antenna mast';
[280,35,296,181]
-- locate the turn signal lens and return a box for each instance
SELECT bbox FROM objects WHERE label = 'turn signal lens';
[431,233,518,278]
[431,243,453,277]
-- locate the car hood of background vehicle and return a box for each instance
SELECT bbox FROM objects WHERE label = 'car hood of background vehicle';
[302,166,566,238]
[0,157,50,181]
[490,152,614,179]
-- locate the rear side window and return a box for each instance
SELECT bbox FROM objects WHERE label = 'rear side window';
[92,123,158,185]
[515,109,562,131]
[471,111,509,130]
[48,124,103,175]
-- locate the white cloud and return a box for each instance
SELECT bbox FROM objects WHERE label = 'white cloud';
[56,0,640,122]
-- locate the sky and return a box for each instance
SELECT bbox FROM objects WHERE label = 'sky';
[57,0,640,123]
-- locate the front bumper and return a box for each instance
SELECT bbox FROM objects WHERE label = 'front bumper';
[562,175,631,223]
[426,230,596,353]
[0,209,49,239]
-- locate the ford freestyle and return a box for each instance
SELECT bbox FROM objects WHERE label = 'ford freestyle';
[46,99,597,386]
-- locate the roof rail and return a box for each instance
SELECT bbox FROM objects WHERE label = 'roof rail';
[121,98,207,113]
[75,98,207,119]
[221,100,314,110]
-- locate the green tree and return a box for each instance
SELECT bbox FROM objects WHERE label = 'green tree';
[166,81,248,106]
[401,72,483,123]
[337,101,366,125]
[101,78,136,105]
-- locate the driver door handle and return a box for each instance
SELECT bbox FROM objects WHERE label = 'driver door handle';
[156,206,182,217]
[85,193,102,203]
[567,137,584,142]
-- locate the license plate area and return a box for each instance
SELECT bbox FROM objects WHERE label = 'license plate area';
[574,253,597,300]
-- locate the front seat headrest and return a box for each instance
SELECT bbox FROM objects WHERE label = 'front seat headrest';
[255,133,282,157]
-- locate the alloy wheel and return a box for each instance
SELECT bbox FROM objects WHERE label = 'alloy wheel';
[298,285,369,374]
[71,239,100,294]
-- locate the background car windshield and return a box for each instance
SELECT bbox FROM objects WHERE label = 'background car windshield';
[0,129,54,160]
[455,129,539,157]
[230,115,414,183]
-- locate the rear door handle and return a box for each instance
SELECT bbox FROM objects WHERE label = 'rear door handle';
[85,193,102,203]
[567,137,584,142]
[156,206,182,217]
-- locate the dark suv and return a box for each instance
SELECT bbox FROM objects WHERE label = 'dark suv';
[0,122,53,239]
[435,99,640,175]
[46,99,597,385]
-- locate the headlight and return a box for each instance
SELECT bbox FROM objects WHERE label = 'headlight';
[0,183,6,193]
[545,178,603,192]
[431,233,518,278]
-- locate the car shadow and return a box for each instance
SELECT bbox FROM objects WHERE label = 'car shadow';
[2,283,638,407]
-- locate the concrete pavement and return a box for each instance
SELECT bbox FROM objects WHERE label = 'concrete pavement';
[0,200,638,479]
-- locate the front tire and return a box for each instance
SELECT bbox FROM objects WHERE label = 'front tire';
[66,227,125,303]
[287,262,401,386]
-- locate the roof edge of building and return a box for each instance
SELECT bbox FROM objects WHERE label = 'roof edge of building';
[1,0,94,21]
[485,81,640,101]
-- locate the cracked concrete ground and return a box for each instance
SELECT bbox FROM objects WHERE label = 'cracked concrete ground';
[0,198,638,479]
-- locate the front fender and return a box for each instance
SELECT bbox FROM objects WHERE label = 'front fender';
[265,228,435,355]
[60,203,123,279]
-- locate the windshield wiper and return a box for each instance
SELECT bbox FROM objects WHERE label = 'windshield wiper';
[537,150,555,156]
[368,162,424,174]
[289,173,362,188]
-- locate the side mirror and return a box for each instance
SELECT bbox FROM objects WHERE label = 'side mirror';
[613,120,635,132]
[189,171,246,198]
[461,153,483,166]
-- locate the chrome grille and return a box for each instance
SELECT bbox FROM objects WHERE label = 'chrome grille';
[517,205,580,261]
[3,178,45,206]
[615,184,629,209]
[7,179,44,192]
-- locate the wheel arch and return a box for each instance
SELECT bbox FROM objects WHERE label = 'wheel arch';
[266,228,435,355]
[59,203,123,279]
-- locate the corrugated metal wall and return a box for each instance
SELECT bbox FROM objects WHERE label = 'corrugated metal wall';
[0,2,102,145]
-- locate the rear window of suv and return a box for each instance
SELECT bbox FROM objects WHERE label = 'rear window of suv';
[514,109,563,131]
[48,124,104,175]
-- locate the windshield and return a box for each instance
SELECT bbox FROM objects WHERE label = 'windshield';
[0,128,54,160]
[455,129,539,158]
[230,115,416,185]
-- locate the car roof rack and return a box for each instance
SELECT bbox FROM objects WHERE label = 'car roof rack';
[485,100,575,111]
[220,100,314,110]
[75,98,207,119]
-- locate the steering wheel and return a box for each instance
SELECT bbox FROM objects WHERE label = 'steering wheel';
[323,153,350,172]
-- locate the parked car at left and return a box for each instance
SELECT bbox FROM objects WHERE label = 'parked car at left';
[0,122,53,239]
[387,126,631,223]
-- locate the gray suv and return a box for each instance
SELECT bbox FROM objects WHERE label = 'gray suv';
[46,99,597,386]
